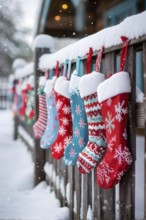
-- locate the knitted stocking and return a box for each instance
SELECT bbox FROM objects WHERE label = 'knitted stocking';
[64,73,88,165]
[40,77,59,149]
[51,76,72,160]
[77,72,106,174]
[96,71,132,188]
[25,89,35,125]
[33,77,47,139]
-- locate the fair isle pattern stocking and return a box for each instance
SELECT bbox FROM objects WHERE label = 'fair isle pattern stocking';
[96,71,132,188]
[77,71,106,174]
[64,73,88,165]
[51,76,72,160]
[40,77,59,149]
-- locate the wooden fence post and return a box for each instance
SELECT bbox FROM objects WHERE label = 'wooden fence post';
[34,46,50,186]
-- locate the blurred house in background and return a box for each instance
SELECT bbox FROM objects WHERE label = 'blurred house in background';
[35,0,146,49]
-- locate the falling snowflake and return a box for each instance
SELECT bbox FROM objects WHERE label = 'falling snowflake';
[97,161,114,186]
[122,129,127,140]
[105,112,115,134]
[115,101,128,122]
[107,99,112,106]
[79,118,86,128]
[61,117,69,126]
[64,136,71,145]
[78,137,84,147]
[54,143,62,153]
[59,126,66,136]
[62,105,71,114]
[75,105,81,115]
[69,148,76,158]
[108,135,116,152]
[114,145,132,165]
[74,128,80,137]
[56,100,63,110]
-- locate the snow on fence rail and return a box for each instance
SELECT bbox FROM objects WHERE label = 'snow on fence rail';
[36,38,146,220]
[13,10,146,220]
[14,62,34,79]
[39,10,146,70]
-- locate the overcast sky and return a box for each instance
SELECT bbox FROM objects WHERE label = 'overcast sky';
[16,0,41,45]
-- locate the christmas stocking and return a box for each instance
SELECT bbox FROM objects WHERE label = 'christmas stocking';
[77,71,106,174]
[25,89,35,125]
[40,77,59,149]
[51,76,72,160]
[96,71,132,188]
[25,76,35,124]
[64,73,88,165]
[19,78,28,120]
[33,76,47,139]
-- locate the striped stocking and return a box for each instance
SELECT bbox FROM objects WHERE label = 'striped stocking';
[33,91,48,139]
[77,71,107,174]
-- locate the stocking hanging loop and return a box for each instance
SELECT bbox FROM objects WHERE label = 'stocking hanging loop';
[120,36,130,71]
[96,46,104,72]
[67,59,72,80]
[45,69,49,80]
[86,47,93,74]
[55,61,59,78]
[76,56,83,77]
[63,59,68,78]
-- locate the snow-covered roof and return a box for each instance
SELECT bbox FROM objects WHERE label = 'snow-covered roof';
[39,10,146,70]
[14,63,34,79]
[12,59,27,70]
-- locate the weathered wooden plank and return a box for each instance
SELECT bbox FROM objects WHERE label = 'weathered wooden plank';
[68,166,74,219]
[100,52,115,220]
[93,169,102,220]
[34,47,50,186]
[63,163,68,206]
[82,171,93,220]
[82,174,88,220]
[143,41,146,220]
[74,166,81,220]
[119,45,136,220]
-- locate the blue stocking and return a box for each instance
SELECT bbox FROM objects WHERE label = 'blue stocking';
[64,58,88,165]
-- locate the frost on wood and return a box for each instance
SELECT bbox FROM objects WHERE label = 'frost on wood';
[18,126,34,148]
[87,205,93,220]
[74,191,77,213]
[60,178,65,197]
[66,183,70,205]
[33,34,55,52]
[44,162,53,179]
[39,11,146,70]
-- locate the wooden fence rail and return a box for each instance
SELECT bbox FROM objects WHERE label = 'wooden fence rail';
[14,37,146,220]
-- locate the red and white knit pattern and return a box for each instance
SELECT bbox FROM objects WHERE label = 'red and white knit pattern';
[51,91,72,160]
[96,94,132,188]
[77,92,106,174]
[33,93,47,139]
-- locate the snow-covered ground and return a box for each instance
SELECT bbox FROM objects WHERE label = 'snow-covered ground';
[0,110,69,220]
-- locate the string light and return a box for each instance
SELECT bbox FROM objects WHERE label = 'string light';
[55,15,61,21]
[62,4,68,10]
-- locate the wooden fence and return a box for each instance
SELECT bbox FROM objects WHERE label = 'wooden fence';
[0,88,8,110]
[14,36,146,220]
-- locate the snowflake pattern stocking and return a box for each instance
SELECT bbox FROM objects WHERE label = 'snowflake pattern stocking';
[51,76,72,160]
[77,71,106,174]
[96,71,132,188]
[40,77,59,149]
[64,73,88,165]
